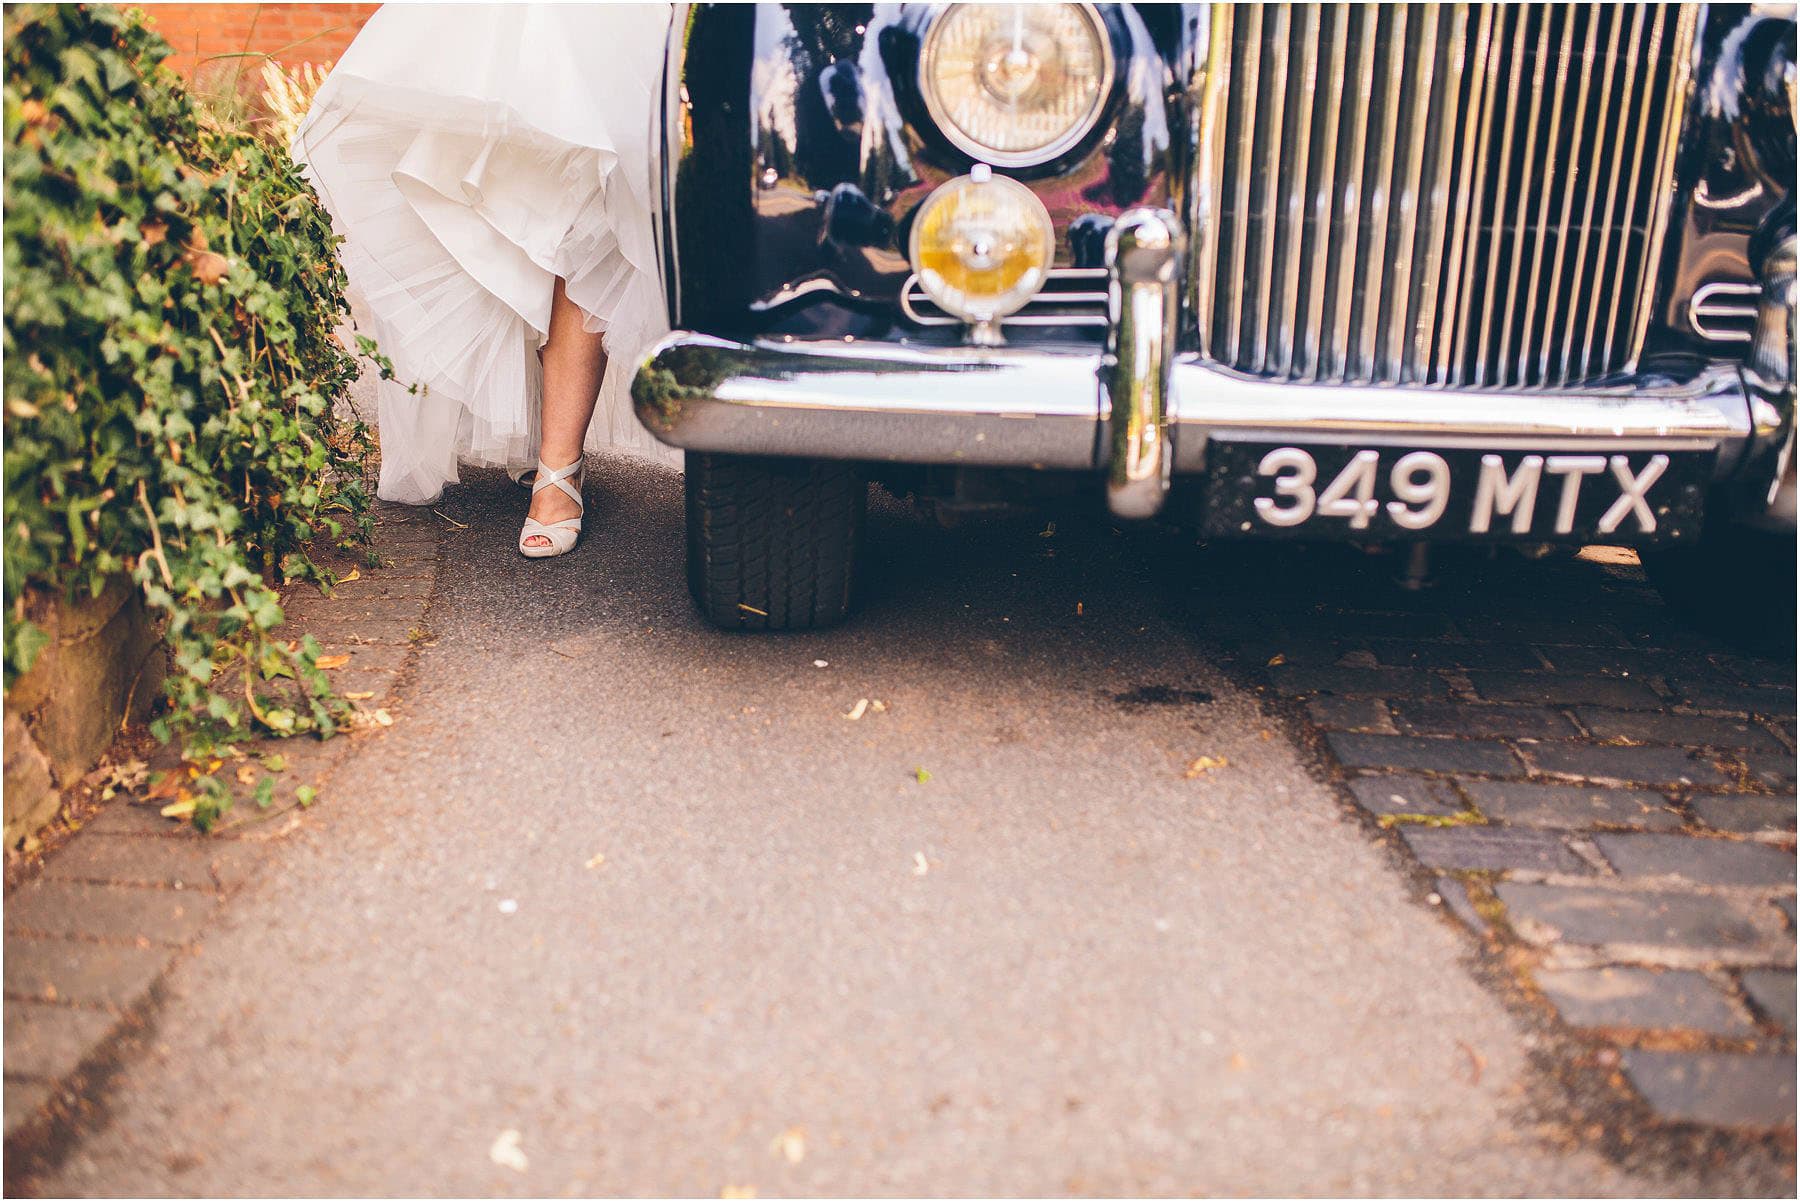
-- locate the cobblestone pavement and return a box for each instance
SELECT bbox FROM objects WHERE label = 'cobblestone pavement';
[3,504,443,1160]
[1177,538,1795,1136]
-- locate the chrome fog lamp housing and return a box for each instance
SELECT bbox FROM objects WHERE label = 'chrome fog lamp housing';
[920,3,1113,167]
[908,166,1055,344]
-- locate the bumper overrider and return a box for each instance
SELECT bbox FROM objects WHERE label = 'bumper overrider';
[633,209,1797,536]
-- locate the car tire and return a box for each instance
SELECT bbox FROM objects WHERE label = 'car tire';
[685,452,866,631]
[1642,519,1797,653]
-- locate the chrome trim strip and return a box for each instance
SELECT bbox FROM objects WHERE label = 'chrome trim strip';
[657,3,690,328]
[1497,7,1555,382]
[1388,3,1438,381]
[900,269,1114,329]
[1303,3,1350,383]
[1539,7,1603,384]
[1437,3,1495,384]
[1277,3,1320,379]
[1335,10,1379,378]
[1472,5,1531,389]
[1626,3,1701,366]
[1226,3,1262,365]
[1448,6,1505,383]
[1103,210,1185,519]
[1193,3,1234,360]
[1415,4,1469,385]
[1689,281,1762,343]
[1579,3,1646,382]
[1361,3,1407,381]
[1252,4,1290,372]
[1601,3,1671,374]
[1562,6,1627,386]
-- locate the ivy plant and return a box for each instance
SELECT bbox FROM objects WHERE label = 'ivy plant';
[4,4,377,828]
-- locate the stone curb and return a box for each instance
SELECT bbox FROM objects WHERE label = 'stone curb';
[2,504,445,1159]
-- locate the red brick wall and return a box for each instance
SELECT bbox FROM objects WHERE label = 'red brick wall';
[142,3,378,82]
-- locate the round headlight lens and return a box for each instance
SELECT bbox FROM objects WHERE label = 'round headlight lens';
[920,3,1113,166]
[909,169,1055,324]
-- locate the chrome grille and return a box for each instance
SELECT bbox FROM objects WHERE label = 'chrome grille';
[1192,3,1699,391]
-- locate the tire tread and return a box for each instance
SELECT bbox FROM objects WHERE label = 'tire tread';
[686,453,864,630]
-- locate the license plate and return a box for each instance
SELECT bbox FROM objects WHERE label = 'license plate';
[1200,441,1711,543]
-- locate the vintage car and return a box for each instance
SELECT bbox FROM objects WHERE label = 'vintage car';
[632,2,1796,641]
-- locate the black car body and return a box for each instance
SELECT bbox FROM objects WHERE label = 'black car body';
[633,3,1796,636]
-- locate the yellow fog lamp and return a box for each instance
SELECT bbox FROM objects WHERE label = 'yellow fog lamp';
[908,165,1054,344]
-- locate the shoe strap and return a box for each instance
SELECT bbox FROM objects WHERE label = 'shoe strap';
[531,458,584,507]
[520,516,583,532]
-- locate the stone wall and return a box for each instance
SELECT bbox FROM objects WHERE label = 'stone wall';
[3,581,165,849]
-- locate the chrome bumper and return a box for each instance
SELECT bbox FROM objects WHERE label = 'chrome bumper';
[633,208,1772,522]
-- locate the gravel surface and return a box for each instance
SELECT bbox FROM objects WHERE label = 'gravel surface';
[33,455,1761,1196]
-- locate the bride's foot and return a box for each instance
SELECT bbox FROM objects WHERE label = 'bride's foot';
[519,457,585,557]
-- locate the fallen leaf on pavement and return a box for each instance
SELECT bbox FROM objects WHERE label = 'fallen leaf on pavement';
[770,1127,806,1165]
[1266,653,1286,666]
[145,771,184,801]
[344,691,374,701]
[585,852,606,869]
[160,798,195,819]
[488,1129,528,1173]
[373,708,393,727]
[1184,755,1228,778]
[843,698,869,721]
[812,659,829,668]
[315,654,351,670]
[913,767,931,783]
[235,764,257,786]
[870,700,887,713]
[912,851,929,876]
[340,568,360,583]
[1457,1040,1486,1085]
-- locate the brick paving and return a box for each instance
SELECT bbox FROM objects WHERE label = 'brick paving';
[1189,539,1795,1135]
[2,503,443,1147]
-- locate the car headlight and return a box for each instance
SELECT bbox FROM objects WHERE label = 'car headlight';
[909,166,1054,331]
[920,3,1113,167]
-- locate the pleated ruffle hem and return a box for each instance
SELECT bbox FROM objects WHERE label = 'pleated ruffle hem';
[293,3,677,505]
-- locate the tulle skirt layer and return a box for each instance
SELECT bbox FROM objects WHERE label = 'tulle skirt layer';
[293,4,676,504]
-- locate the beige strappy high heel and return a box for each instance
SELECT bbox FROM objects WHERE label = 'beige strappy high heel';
[517,458,585,558]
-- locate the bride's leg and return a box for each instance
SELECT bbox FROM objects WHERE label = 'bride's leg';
[524,277,606,548]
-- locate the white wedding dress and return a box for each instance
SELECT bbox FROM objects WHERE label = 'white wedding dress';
[293,3,676,505]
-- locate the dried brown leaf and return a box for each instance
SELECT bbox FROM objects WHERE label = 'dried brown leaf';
[1184,755,1228,779]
